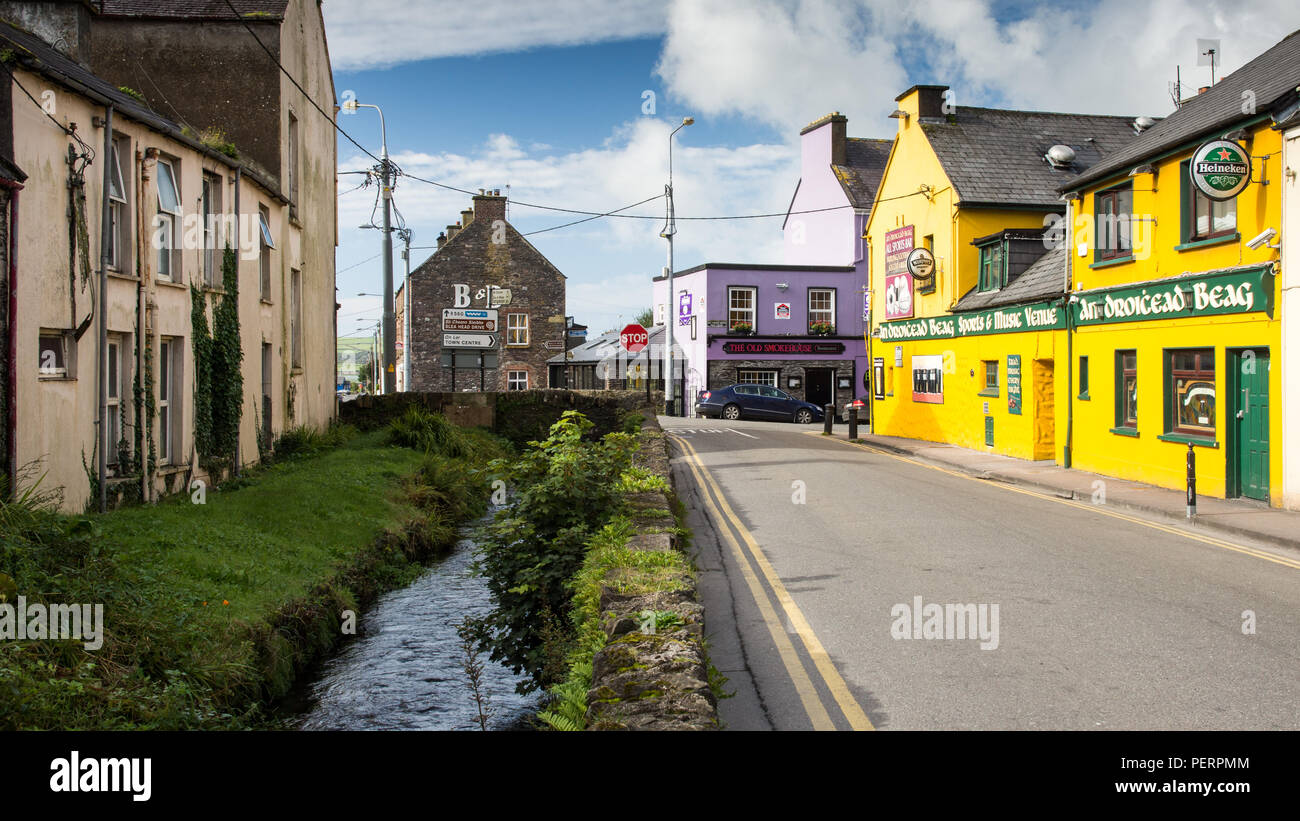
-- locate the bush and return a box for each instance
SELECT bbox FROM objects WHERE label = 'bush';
[471,411,637,692]
[272,421,357,460]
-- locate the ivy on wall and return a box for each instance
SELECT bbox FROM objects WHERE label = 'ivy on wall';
[209,245,244,462]
[191,284,214,460]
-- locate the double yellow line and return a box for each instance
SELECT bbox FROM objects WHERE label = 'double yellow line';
[829,435,1300,572]
[669,433,874,731]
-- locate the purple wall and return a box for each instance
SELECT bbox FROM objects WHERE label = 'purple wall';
[705,264,866,349]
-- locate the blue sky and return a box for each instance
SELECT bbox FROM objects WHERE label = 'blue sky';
[326,0,1300,337]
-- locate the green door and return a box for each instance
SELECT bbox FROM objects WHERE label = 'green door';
[1234,350,1270,501]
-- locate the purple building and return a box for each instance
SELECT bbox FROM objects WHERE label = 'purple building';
[651,112,887,416]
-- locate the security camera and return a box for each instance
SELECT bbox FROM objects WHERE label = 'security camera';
[1246,227,1278,250]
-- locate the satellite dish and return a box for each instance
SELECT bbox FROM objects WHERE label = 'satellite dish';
[1045,144,1076,168]
[1133,116,1157,133]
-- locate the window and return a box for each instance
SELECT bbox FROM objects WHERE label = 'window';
[202,172,223,288]
[1078,356,1090,399]
[728,286,756,330]
[106,335,127,465]
[1095,185,1133,260]
[287,112,299,220]
[156,159,181,281]
[738,369,778,387]
[1167,349,1215,437]
[981,360,999,395]
[38,331,70,378]
[108,136,129,272]
[1181,159,1236,242]
[259,205,274,300]
[978,242,1004,292]
[506,313,529,346]
[261,343,273,439]
[1115,350,1137,429]
[290,268,302,368]
[158,338,180,465]
[808,288,835,331]
[507,370,528,390]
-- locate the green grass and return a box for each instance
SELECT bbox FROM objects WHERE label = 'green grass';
[0,428,501,729]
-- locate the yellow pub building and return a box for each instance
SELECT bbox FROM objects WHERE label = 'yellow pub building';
[868,31,1297,507]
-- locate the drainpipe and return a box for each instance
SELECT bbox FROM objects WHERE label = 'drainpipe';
[3,181,20,500]
[138,150,151,504]
[233,166,241,477]
[97,105,113,513]
[1063,196,1075,469]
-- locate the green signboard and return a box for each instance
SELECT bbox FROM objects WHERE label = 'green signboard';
[1071,266,1273,327]
[878,300,1065,342]
[1007,354,1021,416]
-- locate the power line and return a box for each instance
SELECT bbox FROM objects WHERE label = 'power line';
[220,0,382,166]
[336,253,382,274]
[523,192,666,236]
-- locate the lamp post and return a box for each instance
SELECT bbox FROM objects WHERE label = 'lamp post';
[343,98,396,394]
[397,228,412,392]
[661,116,693,416]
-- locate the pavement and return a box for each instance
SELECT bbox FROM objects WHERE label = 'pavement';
[824,423,1300,553]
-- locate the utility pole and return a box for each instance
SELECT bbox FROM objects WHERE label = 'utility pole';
[399,228,412,391]
[661,116,693,416]
[343,98,395,394]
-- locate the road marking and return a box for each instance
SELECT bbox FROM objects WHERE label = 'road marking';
[670,435,834,730]
[823,435,1300,572]
[670,433,874,731]
[726,428,759,439]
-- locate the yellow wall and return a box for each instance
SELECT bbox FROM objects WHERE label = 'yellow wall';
[866,88,1066,461]
[1068,120,1283,505]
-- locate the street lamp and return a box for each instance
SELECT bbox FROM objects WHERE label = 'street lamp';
[661,115,693,417]
[343,98,396,394]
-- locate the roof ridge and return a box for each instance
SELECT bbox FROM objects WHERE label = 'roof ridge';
[948,105,1141,121]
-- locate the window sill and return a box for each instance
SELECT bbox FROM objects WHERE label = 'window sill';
[260,298,274,305]
[289,213,302,230]
[290,366,303,376]
[203,286,228,296]
[1157,432,1218,448]
[38,374,75,382]
[1109,426,1139,438]
[156,279,188,290]
[1175,233,1238,252]
[977,388,999,397]
[107,269,138,281]
[1089,255,1134,270]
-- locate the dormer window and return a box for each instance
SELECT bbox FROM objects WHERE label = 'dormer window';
[977,240,1005,292]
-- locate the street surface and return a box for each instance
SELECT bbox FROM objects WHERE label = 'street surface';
[663,417,1300,730]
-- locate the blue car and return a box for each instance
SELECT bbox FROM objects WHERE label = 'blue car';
[695,384,826,424]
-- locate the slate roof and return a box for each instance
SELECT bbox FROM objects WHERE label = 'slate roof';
[921,107,1140,208]
[547,325,669,365]
[97,1,287,19]
[951,244,1067,311]
[832,137,892,210]
[0,19,287,200]
[1063,28,1300,191]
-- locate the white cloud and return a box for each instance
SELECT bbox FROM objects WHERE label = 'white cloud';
[322,0,668,70]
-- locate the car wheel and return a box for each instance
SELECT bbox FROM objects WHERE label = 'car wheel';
[795,409,813,424]
[723,404,741,421]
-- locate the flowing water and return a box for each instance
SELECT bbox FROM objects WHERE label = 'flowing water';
[296,530,538,731]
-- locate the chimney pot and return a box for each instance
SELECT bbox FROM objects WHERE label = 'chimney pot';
[1198,86,1210,95]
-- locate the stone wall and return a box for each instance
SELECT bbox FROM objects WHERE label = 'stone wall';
[585,415,719,730]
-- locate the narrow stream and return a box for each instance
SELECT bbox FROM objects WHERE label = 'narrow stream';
[297,528,538,731]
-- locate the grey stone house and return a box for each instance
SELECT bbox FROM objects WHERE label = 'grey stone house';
[408,192,567,391]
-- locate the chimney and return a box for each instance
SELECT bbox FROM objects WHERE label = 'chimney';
[799,112,848,166]
[446,222,461,242]
[472,191,508,224]
[460,208,474,228]
[895,84,950,122]
[1198,86,1211,95]
[436,231,447,250]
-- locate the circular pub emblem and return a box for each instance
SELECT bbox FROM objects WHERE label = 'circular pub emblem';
[1190,140,1251,201]
[906,247,935,281]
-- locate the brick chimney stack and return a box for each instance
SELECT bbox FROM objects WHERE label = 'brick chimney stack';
[472,191,507,224]
[436,231,447,250]
[460,208,474,228]
[446,222,461,241]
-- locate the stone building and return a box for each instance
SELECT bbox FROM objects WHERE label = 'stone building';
[408,191,567,392]
[0,0,337,510]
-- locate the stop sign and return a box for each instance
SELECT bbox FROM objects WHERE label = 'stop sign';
[620,323,649,353]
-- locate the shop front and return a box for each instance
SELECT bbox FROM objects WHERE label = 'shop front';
[1067,265,1280,503]
[707,337,867,417]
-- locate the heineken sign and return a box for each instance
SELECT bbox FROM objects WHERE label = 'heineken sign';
[878,300,1064,341]
[1190,140,1251,201]
[1071,266,1273,327]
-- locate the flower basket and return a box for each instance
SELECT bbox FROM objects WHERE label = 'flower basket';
[730,322,754,335]
[808,322,835,336]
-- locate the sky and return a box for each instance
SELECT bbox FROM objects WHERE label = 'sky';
[326,0,1300,338]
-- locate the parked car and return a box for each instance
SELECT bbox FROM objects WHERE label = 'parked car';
[695,384,825,424]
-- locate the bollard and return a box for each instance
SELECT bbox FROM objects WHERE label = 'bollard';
[823,405,834,434]
[1186,442,1196,518]
[848,404,858,440]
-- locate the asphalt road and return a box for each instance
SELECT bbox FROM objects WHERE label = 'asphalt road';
[662,416,1300,731]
